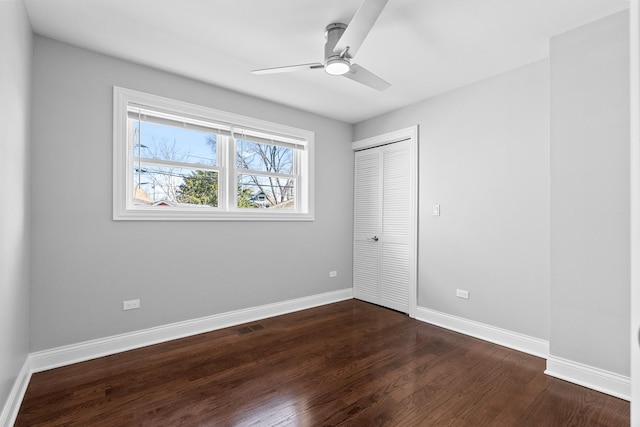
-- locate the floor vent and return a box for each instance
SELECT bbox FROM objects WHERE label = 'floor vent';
[238,324,264,334]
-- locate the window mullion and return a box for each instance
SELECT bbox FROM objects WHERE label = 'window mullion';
[217,135,227,211]
[226,135,236,211]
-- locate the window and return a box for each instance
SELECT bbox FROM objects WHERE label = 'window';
[113,87,314,220]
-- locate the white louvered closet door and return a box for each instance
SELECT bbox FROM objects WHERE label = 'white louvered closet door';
[353,140,412,313]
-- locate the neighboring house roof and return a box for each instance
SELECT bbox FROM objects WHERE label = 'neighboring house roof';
[152,200,178,207]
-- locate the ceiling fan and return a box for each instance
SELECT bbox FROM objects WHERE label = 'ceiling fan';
[252,0,390,91]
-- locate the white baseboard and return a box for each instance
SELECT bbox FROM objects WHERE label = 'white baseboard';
[415,306,549,358]
[29,288,353,373]
[416,306,630,401]
[545,355,630,401]
[1,289,351,426]
[1,288,350,426]
[0,357,32,427]
[4,293,628,426]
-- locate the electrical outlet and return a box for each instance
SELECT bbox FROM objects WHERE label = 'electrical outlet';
[329,271,337,278]
[456,289,469,299]
[123,299,140,310]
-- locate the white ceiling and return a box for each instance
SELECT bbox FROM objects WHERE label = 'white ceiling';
[23,0,629,124]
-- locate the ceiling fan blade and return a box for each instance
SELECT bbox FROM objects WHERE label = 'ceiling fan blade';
[252,63,324,75]
[342,63,390,91]
[334,0,388,58]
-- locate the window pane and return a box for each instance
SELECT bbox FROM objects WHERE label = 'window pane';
[134,164,218,207]
[237,174,295,209]
[132,119,217,166]
[236,139,293,174]
[116,87,313,220]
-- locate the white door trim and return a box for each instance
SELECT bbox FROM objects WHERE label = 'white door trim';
[352,126,419,318]
[630,1,640,425]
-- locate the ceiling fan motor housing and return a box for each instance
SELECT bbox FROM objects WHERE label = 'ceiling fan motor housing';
[324,23,351,75]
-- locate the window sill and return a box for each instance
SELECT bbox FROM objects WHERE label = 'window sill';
[113,207,314,221]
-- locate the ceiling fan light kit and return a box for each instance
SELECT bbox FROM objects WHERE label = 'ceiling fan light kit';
[251,0,390,91]
[325,57,351,75]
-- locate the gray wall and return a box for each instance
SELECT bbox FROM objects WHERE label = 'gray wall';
[354,60,551,341]
[30,37,354,351]
[0,0,32,411]
[354,11,631,378]
[550,11,630,375]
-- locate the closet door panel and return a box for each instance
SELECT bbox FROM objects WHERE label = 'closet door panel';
[379,141,411,313]
[353,150,381,303]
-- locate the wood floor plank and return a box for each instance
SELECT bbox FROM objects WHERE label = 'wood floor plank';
[15,300,629,426]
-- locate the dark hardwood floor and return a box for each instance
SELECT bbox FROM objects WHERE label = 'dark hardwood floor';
[16,300,629,426]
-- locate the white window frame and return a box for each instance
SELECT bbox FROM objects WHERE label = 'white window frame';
[113,87,314,221]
